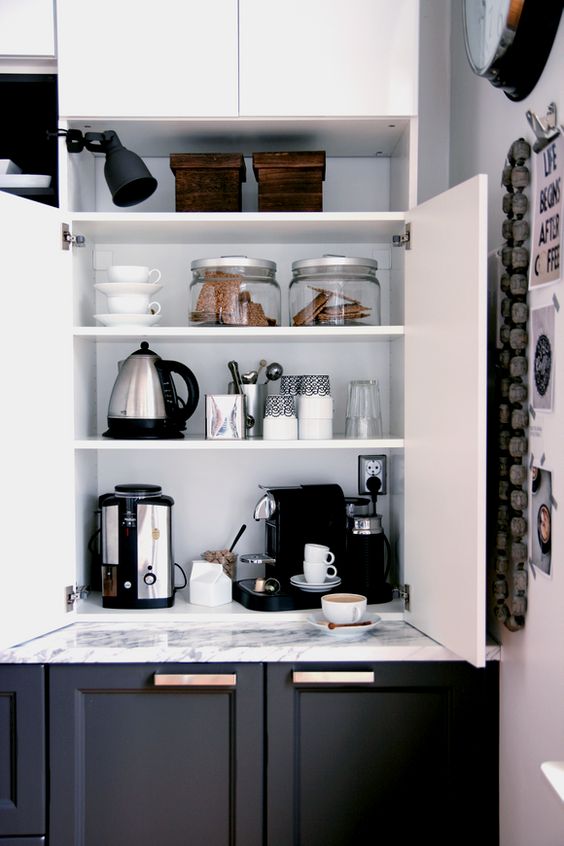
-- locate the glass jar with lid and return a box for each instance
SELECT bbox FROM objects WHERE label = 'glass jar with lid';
[289,255,380,326]
[189,256,280,326]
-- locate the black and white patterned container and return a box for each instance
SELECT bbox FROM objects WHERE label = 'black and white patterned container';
[280,375,302,396]
[264,394,296,418]
[299,374,331,396]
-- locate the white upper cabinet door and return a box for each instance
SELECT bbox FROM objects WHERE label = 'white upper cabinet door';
[0,0,55,57]
[57,0,238,118]
[404,175,488,668]
[0,192,74,649]
[239,0,419,117]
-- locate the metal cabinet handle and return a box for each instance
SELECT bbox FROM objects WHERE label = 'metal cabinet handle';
[292,671,375,685]
[153,673,237,687]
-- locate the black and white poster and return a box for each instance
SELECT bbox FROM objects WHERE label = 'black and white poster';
[531,304,556,412]
[530,466,552,577]
[529,133,563,289]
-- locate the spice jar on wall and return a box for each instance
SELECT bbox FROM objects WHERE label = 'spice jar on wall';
[189,256,281,326]
[289,255,381,327]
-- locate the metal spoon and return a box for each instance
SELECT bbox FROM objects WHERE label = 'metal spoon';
[265,362,283,382]
[241,370,258,384]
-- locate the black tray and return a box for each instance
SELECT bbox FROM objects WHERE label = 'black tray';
[233,579,340,612]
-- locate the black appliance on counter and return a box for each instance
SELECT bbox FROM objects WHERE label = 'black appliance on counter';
[234,484,347,611]
[99,484,175,608]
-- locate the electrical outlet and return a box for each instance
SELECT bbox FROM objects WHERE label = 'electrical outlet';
[358,454,387,495]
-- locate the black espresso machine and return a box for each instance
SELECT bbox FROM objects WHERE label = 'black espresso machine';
[233,481,394,610]
[234,484,348,611]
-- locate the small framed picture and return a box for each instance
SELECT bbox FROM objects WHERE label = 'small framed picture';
[205,394,245,439]
[531,305,555,412]
[530,466,552,577]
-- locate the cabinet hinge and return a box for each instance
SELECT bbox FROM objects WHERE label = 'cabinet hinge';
[65,583,89,612]
[394,583,410,610]
[392,223,411,250]
[61,223,86,251]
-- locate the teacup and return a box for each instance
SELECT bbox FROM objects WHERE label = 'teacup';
[321,593,367,624]
[107,295,161,315]
[303,561,337,584]
[304,543,335,564]
[108,265,161,284]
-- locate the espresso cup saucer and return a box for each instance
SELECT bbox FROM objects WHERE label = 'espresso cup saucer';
[94,313,162,327]
[307,611,381,638]
[290,574,341,592]
[95,281,163,296]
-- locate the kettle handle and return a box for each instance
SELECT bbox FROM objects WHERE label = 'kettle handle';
[155,360,200,427]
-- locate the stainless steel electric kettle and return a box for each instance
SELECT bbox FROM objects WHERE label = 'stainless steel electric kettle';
[104,342,199,439]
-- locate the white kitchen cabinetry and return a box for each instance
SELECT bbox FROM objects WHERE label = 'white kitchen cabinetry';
[0,145,487,667]
[0,0,55,58]
[239,0,419,117]
[56,0,239,119]
[56,0,419,120]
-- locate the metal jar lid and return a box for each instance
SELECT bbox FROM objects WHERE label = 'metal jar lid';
[191,255,277,271]
[291,254,378,272]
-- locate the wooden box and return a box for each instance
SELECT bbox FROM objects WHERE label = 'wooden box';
[169,153,246,212]
[252,151,326,212]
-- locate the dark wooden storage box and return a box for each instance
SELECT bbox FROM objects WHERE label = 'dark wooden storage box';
[169,153,246,212]
[252,151,326,212]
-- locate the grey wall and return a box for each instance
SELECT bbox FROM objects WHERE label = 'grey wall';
[448,3,564,845]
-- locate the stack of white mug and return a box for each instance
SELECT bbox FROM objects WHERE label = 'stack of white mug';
[94,265,163,327]
[280,374,333,440]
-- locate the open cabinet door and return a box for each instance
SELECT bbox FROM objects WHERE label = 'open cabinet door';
[404,175,488,667]
[0,191,74,649]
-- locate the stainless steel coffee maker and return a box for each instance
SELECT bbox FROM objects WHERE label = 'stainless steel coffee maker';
[99,484,175,608]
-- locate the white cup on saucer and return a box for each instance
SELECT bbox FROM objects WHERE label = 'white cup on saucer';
[321,593,367,624]
[304,543,335,564]
[106,295,161,315]
[303,561,337,584]
[108,265,161,284]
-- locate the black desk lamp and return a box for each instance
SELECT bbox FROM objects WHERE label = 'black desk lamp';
[58,128,158,207]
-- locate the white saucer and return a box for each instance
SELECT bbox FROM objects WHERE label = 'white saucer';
[94,313,162,327]
[307,611,381,638]
[95,282,163,296]
[290,574,341,593]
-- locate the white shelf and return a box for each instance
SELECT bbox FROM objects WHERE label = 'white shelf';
[74,436,405,450]
[74,325,404,342]
[70,211,407,245]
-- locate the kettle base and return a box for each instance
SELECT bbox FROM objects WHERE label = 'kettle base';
[104,419,185,439]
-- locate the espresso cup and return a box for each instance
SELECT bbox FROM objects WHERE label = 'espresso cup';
[108,265,162,284]
[304,543,335,564]
[303,561,337,584]
[107,296,161,315]
[321,593,367,624]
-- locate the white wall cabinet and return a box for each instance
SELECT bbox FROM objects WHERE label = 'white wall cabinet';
[56,0,239,119]
[0,167,487,667]
[239,0,419,117]
[56,0,419,120]
[0,0,55,58]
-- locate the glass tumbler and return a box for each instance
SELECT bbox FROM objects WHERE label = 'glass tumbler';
[345,380,382,438]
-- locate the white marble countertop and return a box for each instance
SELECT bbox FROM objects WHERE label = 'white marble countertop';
[0,614,501,664]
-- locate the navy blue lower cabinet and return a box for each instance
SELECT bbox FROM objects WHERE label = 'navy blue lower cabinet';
[0,666,46,838]
[49,664,264,846]
[266,662,499,846]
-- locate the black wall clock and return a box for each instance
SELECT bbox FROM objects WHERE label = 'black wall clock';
[463,0,563,101]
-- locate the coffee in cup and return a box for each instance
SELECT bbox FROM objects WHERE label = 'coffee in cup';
[321,593,367,624]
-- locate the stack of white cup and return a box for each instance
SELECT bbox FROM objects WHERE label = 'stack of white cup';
[94,265,163,326]
[296,375,333,440]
